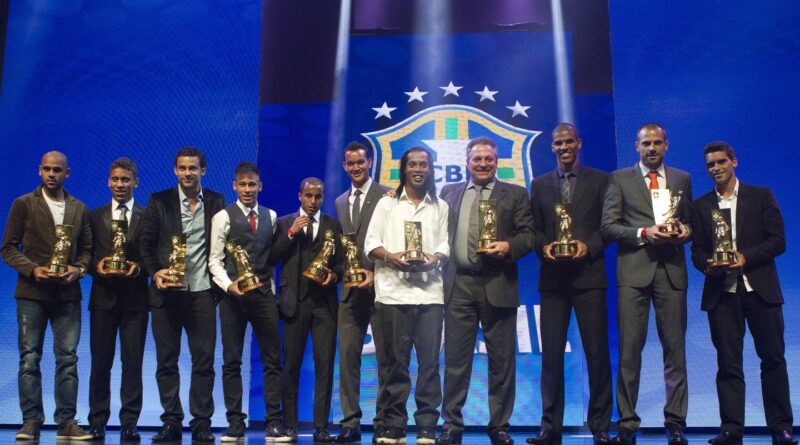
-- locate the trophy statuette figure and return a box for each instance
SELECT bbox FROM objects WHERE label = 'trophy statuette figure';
[163,234,187,287]
[659,190,683,236]
[225,240,263,294]
[475,199,497,253]
[47,224,73,275]
[102,219,130,276]
[303,229,336,284]
[552,203,577,259]
[341,233,366,287]
[402,221,425,265]
[709,208,737,267]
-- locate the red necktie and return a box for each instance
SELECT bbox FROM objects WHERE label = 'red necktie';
[648,171,659,190]
[248,210,257,234]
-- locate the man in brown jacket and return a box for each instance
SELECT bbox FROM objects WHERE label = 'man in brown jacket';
[1,151,93,440]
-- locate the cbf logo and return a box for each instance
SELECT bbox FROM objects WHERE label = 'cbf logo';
[363,104,541,193]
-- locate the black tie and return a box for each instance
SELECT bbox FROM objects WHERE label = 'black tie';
[117,204,128,222]
[468,186,485,264]
[351,189,362,230]
[561,173,572,203]
[306,218,315,241]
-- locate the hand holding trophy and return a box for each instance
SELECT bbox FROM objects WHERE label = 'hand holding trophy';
[551,203,577,260]
[475,199,497,253]
[101,219,131,276]
[303,230,336,284]
[402,221,425,266]
[226,240,263,294]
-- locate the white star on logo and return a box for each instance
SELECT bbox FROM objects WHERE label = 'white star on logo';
[440,81,463,97]
[372,102,397,119]
[506,100,530,118]
[404,87,428,103]
[475,86,499,102]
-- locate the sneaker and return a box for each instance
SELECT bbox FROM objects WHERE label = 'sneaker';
[16,421,41,440]
[221,422,245,442]
[56,421,94,440]
[376,426,406,444]
[418,427,436,445]
[266,420,290,442]
[276,426,298,443]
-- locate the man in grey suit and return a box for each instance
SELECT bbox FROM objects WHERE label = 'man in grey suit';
[438,137,536,445]
[601,123,692,445]
[334,141,391,443]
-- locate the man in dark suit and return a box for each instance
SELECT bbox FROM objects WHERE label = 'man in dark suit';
[86,158,148,441]
[690,141,796,445]
[271,177,342,443]
[334,142,391,443]
[438,137,535,445]
[139,147,226,442]
[601,123,692,445]
[527,124,612,445]
[1,151,93,440]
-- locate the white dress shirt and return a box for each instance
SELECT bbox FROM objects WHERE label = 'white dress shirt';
[364,190,450,305]
[349,177,373,222]
[209,200,276,293]
[42,191,66,225]
[112,198,134,222]
[716,179,753,293]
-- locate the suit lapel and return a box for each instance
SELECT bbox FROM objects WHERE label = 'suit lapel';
[336,194,352,233]
[735,183,745,242]
[489,180,507,204]
[129,203,143,237]
[631,165,653,211]
[571,170,587,206]
[356,182,383,232]
[34,191,56,234]
[63,192,78,228]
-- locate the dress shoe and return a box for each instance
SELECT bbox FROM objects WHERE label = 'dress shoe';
[266,421,290,442]
[772,430,798,445]
[594,432,611,445]
[526,431,562,445]
[666,427,688,445]
[221,421,245,442]
[314,428,335,443]
[708,432,742,445]
[192,424,215,442]
[336,426,362,443]
[283,426,299,442]
[417,427,436,445]
[436,429,462,445]
[88,424,106,440]
[491,430,514,445]
[612,428,637,445]
[152,423,182,442]
[371,425,385,444]
[120,424,140,441]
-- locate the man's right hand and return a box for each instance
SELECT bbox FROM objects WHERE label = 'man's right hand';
[32,266,55,282]
[645,225,673,245]
[95,258,110,278]
[385,251,412,272]
[289,216,310,236]
[541,242,559,262]
[227,279,245,297]
[153,268,176,290]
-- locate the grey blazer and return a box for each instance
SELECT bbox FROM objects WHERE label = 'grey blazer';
[601,164,693,289]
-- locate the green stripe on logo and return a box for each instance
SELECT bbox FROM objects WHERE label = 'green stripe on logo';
[497,167,515,180]
[390,168,399,180]
[445,118,458,139]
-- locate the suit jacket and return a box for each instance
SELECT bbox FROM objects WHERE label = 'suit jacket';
[139,186,226,307]
[601,164,692,289]
[1,186,92,301]
[531,166,610,291]
[690,182,785,311]
[440,180,535,308]
[270,212,343,317]
[88,202,149,311]
[334,180,391,302]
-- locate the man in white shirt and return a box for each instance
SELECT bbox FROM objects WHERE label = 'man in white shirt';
[365,147,449,445]
[208,161,288,442]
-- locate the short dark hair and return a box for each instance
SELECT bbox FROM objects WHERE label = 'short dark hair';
[234,161,260,177]
[637,122,667,139]
[552,122,579,138]
[703,140,736,161]
[109,157,138,179]
[174,146,207,168]
[344,141,371,159]
[396,147,437,202]
[466,136,498,158]
[299,177,324,193]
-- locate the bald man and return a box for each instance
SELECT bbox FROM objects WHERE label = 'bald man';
[1,152,93,440]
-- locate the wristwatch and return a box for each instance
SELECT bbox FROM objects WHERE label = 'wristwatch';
[78,265,87,278]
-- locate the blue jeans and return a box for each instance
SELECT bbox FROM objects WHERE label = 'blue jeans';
[17,298,81,426]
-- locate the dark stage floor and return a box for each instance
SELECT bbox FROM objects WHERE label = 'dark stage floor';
[0,429,790,445]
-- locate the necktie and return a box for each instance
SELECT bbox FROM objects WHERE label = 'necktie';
[648,171,660,190]
[467,186,485,264]
[306,218,315,240]
[351,189,362,229]
[117,204,128,222]
[248,210,257,234]
[561,173,573,203]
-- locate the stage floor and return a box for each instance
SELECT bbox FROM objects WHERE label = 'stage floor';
[0,430,788,444]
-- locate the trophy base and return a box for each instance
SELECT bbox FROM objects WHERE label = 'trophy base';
[709,251,737,268]
[552,242,577,260]
[162,274,185,288]
[343,271,367,288]
[659,224,679,237]
[303,266,329,284]
[402,250,426,265]
[238,276,263,294]
[46,263,68,275]
[475,239,496,253]
[103,260,129,276]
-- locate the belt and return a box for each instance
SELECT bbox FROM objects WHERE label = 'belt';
[456,267,483,276]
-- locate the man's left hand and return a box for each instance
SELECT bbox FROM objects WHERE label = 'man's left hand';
[668,222,690,244]
[482,241,510,259]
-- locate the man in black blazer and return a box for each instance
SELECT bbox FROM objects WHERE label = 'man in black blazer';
[601,123,692,445]
[1,151,93,441]
[270,177,343,443]
[690,141,796,445]
[86,158,148,441]
[334,142,391,443]
[527,124,612,445]
[139,147,226,442]
[438,137,536,445]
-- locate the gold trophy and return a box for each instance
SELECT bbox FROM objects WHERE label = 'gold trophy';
[102,219,129,276]
[659,190,683,236]
[552,203,577,259]
[163,234,187,287]
[47,224,73,275]
[475,199,497,253]
[303,230,336,284]
[709,208,737,267]
[402,221,425,265]
[225,240,263,294]
[341,233,366,287]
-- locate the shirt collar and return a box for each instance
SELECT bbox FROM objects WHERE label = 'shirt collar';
[112,197,135,212]
[298,207,321,222]
[716,178,740,201]
[557,162,580,178]
[178,185,204,203]
[399,188,434,204]
[236,200,258,215]
[467,177,496,191]
[351,177,373,196]
[638,162,666,178]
